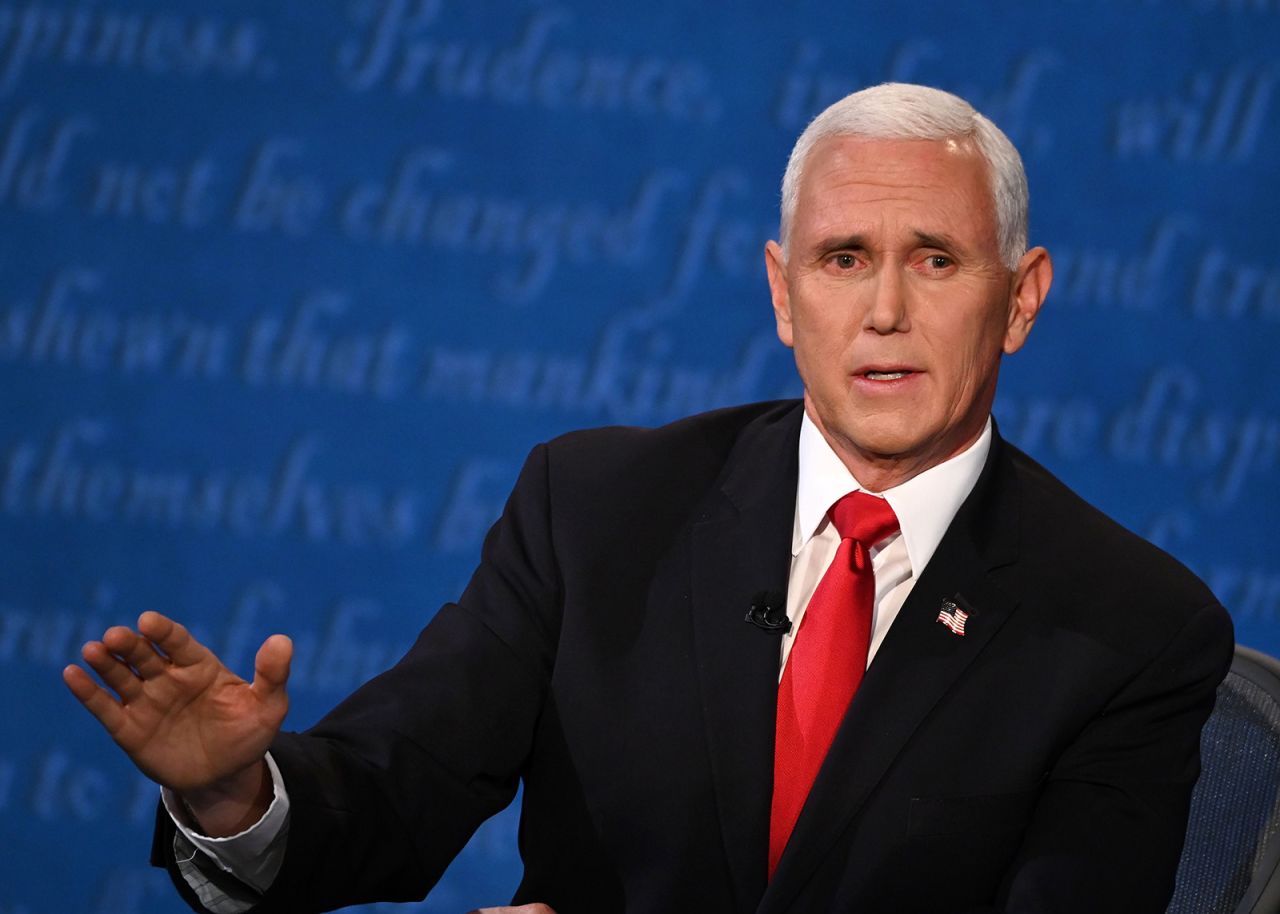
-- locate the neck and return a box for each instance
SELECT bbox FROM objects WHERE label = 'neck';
[803,397,989,492]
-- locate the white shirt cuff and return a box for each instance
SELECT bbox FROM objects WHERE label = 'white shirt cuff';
[162,752,290,895]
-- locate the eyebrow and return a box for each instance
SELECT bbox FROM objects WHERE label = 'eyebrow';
[808,230,971,259]
[911,230,966,252]
[810,233,871,258]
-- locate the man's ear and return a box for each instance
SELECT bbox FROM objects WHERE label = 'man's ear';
[765,240,794,349]
[1004,246,1052,355]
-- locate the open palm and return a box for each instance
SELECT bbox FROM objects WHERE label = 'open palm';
[63,611,291,793]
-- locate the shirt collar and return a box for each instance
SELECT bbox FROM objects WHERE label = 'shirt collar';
[793,411,992,577]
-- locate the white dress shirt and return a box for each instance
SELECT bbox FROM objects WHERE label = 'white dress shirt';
[781,412,992,674]
[168,410,993,908]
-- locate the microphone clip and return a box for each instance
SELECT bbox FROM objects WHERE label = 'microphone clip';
[745,591,791,634]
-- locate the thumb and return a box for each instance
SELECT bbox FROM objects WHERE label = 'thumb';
[251,634,293,701]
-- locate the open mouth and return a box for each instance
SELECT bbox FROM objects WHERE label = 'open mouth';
[863,370,914,380]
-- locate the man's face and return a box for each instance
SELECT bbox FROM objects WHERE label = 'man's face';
[765,135,1051,487]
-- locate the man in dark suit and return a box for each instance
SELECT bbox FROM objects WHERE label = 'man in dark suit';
[64,83,1234,913]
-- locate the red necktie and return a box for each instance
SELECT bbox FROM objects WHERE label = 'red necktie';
[769,491,900,877]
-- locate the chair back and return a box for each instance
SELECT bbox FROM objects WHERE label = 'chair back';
[1167,645,1280,914]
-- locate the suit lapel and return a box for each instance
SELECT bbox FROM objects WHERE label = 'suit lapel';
[760,429,1023,913]
[689,402,803,913]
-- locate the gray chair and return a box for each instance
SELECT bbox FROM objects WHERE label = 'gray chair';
[1167,645,1280,914]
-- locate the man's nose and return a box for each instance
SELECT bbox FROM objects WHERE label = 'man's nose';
[862,266,910,334]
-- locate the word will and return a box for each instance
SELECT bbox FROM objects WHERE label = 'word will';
[1114,65,1274,162]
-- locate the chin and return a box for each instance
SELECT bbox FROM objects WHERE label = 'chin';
[839,409,930,447]
[841,426,931,463]
[856,437,928,463]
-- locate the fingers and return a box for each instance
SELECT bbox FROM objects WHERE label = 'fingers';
[62,663,127,736]
[137,611,209,668]
[70,615,194,706]
[102,624,169,679]
[251,635,293,700]
[80,639,144,702]
[468,907,558,914]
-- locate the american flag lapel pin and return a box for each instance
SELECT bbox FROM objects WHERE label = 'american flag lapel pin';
[936,599,969,636]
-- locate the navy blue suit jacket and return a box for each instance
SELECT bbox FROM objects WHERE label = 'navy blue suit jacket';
[155,400,1234,913]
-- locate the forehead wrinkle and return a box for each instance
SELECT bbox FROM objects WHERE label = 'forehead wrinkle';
[802,212,977,254]
[805,190,994,248]
[802,174,944,205]
[789,136,1002,260]
[800,175,981,224]
[806,146,969,194]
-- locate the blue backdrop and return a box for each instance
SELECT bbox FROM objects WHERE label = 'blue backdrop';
[3,1,1278,911]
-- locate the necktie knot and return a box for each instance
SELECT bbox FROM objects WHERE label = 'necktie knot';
[829,491,899,549]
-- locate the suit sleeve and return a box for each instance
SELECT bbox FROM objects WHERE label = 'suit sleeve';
[152,443,564,913]
[986,600,1235,914]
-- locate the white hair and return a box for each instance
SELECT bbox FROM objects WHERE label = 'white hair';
[779,82,1029,270]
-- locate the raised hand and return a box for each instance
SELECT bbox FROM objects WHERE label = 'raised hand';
[63,611,292,833]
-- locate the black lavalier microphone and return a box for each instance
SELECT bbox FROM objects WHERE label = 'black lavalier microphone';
[745,591,791,633]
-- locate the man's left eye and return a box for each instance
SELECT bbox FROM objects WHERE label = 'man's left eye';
[925,255,952,270]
